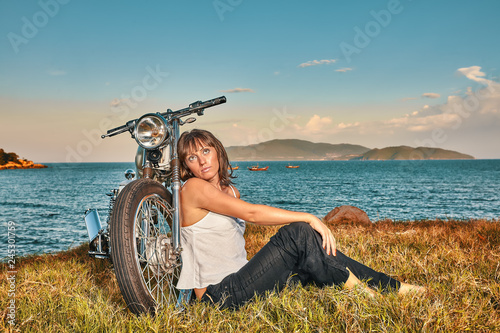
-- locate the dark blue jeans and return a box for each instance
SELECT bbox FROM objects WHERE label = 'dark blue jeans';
[202,222,400,309]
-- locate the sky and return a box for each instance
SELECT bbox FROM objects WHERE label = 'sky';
[1,0,499,162]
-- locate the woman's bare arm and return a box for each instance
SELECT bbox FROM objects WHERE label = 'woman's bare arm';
[182,178,337,255]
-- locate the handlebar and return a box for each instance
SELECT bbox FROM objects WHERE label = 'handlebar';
[102,96,226,138]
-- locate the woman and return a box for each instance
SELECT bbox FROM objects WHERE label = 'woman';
[176,129,423,309]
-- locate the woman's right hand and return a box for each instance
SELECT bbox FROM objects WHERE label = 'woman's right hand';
[308,217,337,256]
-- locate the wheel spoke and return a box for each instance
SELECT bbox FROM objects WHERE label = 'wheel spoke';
[134,194,180,309]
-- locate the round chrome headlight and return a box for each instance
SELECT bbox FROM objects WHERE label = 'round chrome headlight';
[134,114,169,149]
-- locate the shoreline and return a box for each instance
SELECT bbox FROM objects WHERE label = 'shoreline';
[0,160,48,170]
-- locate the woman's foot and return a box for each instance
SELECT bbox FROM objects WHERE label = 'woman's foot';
[398,282,426,295]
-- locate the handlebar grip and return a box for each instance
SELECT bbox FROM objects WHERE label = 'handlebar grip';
[189,96,226,109]
[206,96,226,106]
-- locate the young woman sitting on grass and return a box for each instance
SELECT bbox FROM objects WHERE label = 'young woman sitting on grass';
[176,129,424,309]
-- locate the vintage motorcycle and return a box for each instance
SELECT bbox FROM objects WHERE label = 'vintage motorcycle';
[84,96,227,314]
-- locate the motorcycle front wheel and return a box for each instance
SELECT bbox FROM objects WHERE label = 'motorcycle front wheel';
[110,178,181,314]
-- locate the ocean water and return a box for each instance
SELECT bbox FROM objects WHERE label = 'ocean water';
[1,160,499,259]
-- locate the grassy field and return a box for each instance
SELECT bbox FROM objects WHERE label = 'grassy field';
[1,219,499,332]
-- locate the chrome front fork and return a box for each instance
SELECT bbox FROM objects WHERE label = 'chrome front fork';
[170,119,182,253]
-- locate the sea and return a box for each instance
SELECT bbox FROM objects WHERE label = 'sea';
[1,159,499,259]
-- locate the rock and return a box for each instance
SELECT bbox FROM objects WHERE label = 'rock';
[324,205,371,225]
[0,159,48,170]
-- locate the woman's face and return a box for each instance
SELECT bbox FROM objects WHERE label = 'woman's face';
[184,143,220,184]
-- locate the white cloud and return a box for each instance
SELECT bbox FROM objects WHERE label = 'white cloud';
[335,67,352,72]
[298,59,336,68]
[221,88,255,93]
[422,92,441,99]
[337,122,359,129]
[384,113,463,132]
[457,66,494,85]
[304,115,332,133]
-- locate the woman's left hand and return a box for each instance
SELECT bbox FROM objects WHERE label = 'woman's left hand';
[309,218,337,256]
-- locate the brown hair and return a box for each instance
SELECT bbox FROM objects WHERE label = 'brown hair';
[177,129,235,186]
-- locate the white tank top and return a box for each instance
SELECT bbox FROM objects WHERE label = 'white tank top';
[176,185,248,289]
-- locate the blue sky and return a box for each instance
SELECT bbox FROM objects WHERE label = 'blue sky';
[1,0,499,162]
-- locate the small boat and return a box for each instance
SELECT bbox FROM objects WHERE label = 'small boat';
[285,164,299,169]
[247,165,269,171]
[228,165,239,170]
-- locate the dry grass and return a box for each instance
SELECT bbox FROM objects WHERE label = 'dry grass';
[1,219,500,332]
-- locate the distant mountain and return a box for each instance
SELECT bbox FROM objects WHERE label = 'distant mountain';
[350,146,474,160]
[225,141,474,161]
[226,139,370,161]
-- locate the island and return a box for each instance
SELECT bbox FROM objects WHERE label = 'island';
[226,139,370,161]
[347,146,474,160]
[0,148,48,170]
[226,140,474,161]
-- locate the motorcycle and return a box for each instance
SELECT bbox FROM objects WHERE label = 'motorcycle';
[83,96,227,314]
